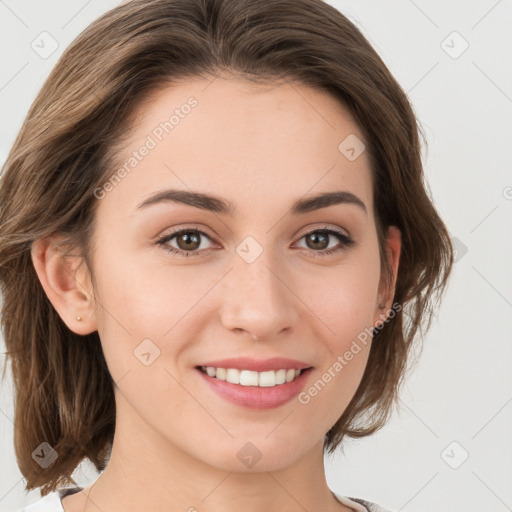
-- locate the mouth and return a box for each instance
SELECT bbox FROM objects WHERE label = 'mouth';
[196,365,311,387]
[194,364,314,410]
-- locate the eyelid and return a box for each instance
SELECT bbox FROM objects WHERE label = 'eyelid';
[156,224,219,246]
[291,225,354,253]
[157,223,351,244]
[155,223,354,257]
[156,224,216,240]
[294,223,351,240]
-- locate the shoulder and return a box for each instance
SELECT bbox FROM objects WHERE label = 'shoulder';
[348,497,396,512]
[334,492,395,512]
[19,489,394,512]
[18,491,62,512]
[18,486,82,512]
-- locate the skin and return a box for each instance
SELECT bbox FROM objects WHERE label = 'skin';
[32,75,401,512]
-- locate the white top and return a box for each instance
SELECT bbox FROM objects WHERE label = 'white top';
[18,486,394,512]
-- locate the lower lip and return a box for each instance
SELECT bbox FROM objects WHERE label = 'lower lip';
[195,367,313,410]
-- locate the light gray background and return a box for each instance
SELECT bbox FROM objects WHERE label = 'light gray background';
[1,1,511,511]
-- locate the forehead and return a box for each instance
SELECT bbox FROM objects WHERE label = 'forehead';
[100,76,374,218]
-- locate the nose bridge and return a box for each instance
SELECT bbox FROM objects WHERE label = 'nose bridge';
[219,235,299,338]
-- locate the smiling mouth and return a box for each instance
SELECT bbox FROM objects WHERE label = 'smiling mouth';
[196,365,312,387]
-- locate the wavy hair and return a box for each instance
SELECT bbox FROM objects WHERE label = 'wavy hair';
[0,0,453,496]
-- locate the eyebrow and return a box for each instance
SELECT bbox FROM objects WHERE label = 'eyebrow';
[136,189,367,216]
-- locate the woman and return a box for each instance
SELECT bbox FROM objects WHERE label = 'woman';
[0,0,453,511]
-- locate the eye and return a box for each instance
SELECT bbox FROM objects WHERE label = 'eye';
[156,225,354,258]
[294,226,354,257]
[156,227,216,257]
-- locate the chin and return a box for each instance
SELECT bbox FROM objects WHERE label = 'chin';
[198,436,311,474]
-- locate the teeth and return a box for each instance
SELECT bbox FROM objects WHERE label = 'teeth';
[226,368,240,384]
[201,366,304,387]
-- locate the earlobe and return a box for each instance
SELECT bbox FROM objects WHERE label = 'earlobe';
[374,225,401,325]
[30,236,98,335]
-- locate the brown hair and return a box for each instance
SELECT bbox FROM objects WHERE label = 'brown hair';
[0,0,453,496]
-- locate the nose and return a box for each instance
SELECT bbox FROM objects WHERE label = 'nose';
[219,246,301,342]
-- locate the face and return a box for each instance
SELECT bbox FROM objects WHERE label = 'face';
[81,76,399,472]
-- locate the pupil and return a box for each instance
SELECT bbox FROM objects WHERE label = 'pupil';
[179,232,199,250]
[308,232,328,250]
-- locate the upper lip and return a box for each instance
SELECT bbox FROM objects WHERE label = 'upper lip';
[197,357,313,372]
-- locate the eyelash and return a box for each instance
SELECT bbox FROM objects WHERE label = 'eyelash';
[155,226,355,258]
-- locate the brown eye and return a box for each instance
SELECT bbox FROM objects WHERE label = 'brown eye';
[156,228,215,257]
[295,228,354,256]
[305,231,330,250]
[175,231,201,251]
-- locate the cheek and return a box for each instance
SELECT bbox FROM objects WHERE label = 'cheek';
[305,251,381,343]
[297,245,380,395]
[295,264,378,430]
[89,246,217,379]
[91,241,202,331]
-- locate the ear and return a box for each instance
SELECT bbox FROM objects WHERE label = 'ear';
[373,225,401,327]
[31,236,98,335]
